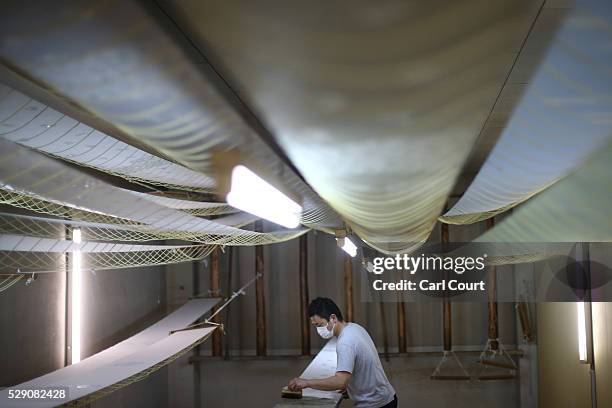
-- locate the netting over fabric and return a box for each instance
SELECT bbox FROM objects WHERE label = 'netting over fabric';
[442,1,612,225]
[0,273,23,292]
[0,188,142,225]
[0,212,308,247]
[0,234,201,253]
[181,206,237,216]
[0,299,220,408]
[0,139,303,240]
[60,329,216,408]
[0,84,216,193]
[130,192,237,215]
[0,245,215,274]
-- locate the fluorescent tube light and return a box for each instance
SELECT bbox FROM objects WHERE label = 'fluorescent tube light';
[337,237,358,257]
[226,165,302,228]
[577,302,588,363]
[71,228,82,364]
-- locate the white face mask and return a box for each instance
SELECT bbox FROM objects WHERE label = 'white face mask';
[316,319,335,339]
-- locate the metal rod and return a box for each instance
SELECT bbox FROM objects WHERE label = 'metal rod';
[206,272,262,323]
[254,221,267,356]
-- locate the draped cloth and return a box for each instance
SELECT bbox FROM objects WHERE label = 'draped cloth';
[164,0,543,253]
[443,0,612,224]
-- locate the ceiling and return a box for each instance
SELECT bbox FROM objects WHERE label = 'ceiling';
[0,0,573,254]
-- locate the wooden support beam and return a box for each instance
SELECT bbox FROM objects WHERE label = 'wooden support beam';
[441,222,452,352]
[210,247,222,357]
[479,359,517,370]
[517,302,533,342]
[224,247,234,360]
[485,218,499,350]
[443,302,452,352]
[192,258,202,407]
[255,221,267,356]
[299,234,310,356]
[380,300,389,362]
[397,301,407,354]
[344,255,354,322]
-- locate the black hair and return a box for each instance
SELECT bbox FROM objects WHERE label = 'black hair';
[307,297,344,321]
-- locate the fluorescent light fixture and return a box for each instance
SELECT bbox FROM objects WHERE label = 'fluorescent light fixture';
[71,228,82,364]
[337,237,357,257]
[577,301,588,363]
[226,165,302,228]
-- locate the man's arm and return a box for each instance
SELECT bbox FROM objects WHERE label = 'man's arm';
[288,371,351,392]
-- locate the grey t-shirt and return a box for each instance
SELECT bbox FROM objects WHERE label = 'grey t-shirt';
[336,323,395,408]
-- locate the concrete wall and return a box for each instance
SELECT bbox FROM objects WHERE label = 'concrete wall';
[83,266,167,358]
[0,261,168,408]
[0,210,65,386]
[0,272,65,386]
[86,266,168,408]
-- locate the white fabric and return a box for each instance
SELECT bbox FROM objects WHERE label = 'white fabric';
[130,192,233,210]
[0,139,274,237]
[475,141,612,243]
[444,0,612,223]
[0,234,194,253]
[0,298,219,407]
[300,338,342,402]
[173,0,542,253]
[0,85,215,191]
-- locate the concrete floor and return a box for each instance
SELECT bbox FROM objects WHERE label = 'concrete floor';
[200,354,520,408]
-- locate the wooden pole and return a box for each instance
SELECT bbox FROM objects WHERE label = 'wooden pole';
[395,240,407,353]
[255,221,267,356]
[517,302,533,342]
[485,218,499,350]
[443,301,452,351]
[397,300,407,354]
[299,234,310,355]
[210,247,222,356]
[344,255,354,322]
[380,300,390,361]
[224,247,234,360]
[192,257,202,407]
[441,223,452,351]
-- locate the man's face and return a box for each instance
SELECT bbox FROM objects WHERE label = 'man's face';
[310,314,334,331]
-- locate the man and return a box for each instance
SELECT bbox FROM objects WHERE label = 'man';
[288,297,397,408]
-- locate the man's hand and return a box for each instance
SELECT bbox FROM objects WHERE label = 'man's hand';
[288,377,310,391]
